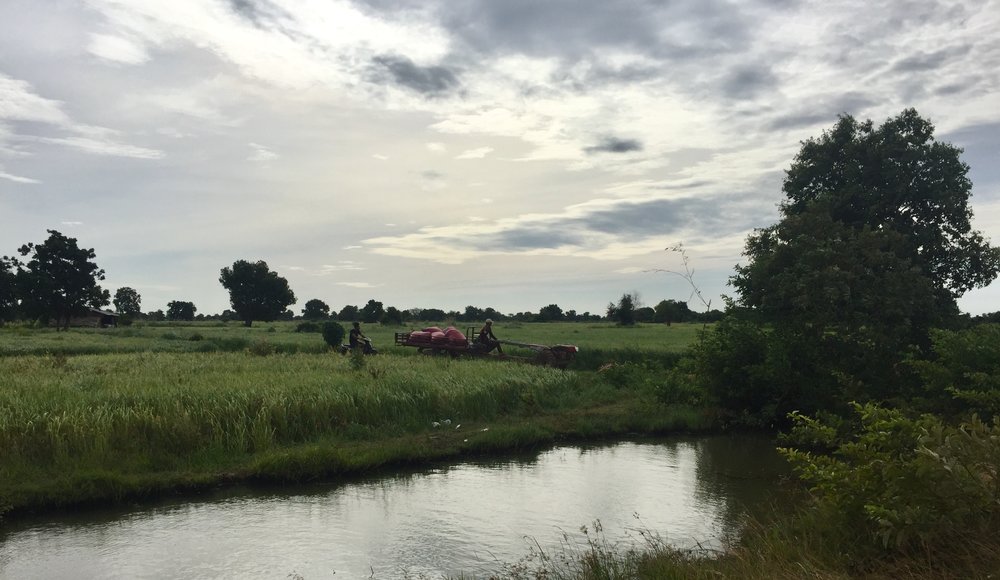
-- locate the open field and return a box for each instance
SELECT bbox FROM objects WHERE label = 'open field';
[0,321,705,371]
[0,322,707,516]
[0,320,704,357]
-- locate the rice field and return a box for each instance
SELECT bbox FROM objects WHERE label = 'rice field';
[0,320,705,358]
[0,323,708,514]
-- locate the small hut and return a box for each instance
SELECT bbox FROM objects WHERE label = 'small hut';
[65,308,119,328]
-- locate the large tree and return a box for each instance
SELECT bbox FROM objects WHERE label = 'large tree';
[113,287,142,318]
[654,299,693,325]
[708,110,1000,421]
[13,230,109,329]
[607,293,637,325]
[219,260,296,327]
[360,299,384,323]
[0,256,16,323]
[166,300,196,321]
[779,108,1000,299]
[537,304,565,322]
[301,298,330,320]
[734,110,998,330]
[338,304,360,321]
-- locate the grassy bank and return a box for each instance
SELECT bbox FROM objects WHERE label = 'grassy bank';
[0,349,708,517]
[475,511,1000,580]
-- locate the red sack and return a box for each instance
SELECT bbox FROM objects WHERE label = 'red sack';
[423,326,442,334]
[407,331,431,343]
[430,331,447,344]
[444,327,467,345]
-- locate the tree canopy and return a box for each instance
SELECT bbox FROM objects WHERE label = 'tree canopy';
[12,230,109,329]
[338,304,360,321]
[113,287,142,317]
[780,108,1000,298]
[166,300,197,321]
[699,110,1000,424]
[537,304,565,322]
[360,299,384,323]
[301,298,330,320]
[219,260,296,327]
[607,293,637,325]
[0,256,16,323]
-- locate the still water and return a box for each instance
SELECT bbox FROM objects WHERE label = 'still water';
[0,436,788,579]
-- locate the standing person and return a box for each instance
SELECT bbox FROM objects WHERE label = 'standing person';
[349,321,373,354]
[477,319,503,354]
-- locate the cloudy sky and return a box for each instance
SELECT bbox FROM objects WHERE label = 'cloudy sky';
[2,0,1000,317]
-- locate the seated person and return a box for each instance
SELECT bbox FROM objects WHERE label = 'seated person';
[477,319,503,354]
[349,322,374,354]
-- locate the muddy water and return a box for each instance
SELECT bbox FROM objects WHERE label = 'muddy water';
[0,435,789,579]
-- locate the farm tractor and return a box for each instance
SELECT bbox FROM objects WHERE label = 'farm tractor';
[394,326,579,369]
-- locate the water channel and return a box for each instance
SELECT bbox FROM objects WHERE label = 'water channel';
[0,435,789,579]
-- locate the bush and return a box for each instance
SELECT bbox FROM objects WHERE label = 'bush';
[781,403,1000,553]
[655,357,707,407]
[247,340,276,357]
[908,324,1000,420]
[295,321,321,333]
[322,321,346,350]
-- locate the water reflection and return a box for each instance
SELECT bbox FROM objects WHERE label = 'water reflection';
[0,435,788,579]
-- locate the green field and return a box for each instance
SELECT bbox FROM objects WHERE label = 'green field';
[0,320,704,358]
[0,321,707,516]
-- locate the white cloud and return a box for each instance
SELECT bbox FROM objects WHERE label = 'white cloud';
[38,136,164,159]
[248,142,278,162]
[88,33,150,64]
[336,282,382,288]
[0,73,69,124]
[426,142,446,152]
[0,169,40,184]
[455,147,494,160]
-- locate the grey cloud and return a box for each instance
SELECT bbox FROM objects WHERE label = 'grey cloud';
[228,0,294,30]
[942,122,1000,198]
[766,93,877,130]
[465,194,774,254]
[655,179,714,191]
[721,64,778,100]
[570,198,735,238]
[475,228,583,251]
[361,0,759,64]
[584,137,643,155]
[422,169,444,180]
[371,55,461,96]
[890,44,972,73]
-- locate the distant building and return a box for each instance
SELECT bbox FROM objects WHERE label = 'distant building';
[62,308,119,328]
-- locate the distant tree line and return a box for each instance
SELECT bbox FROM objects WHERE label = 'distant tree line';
[0,233,736,329]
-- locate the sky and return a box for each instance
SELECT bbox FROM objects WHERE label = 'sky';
[2,0,1000,317]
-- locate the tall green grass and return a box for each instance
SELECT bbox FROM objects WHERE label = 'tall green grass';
[0,350,706,514]
[1,353,590,463]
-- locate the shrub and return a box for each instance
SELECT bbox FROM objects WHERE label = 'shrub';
[322,321,346,349]
[295,321,321,333]
[781,403,1000,553]
[908,324,1000,420]
[247,340,276,356]
[654,357,707,407]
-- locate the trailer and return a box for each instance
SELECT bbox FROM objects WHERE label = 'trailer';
[394,326,579,369]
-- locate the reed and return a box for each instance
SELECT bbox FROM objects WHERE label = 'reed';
[0,350,704,514]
